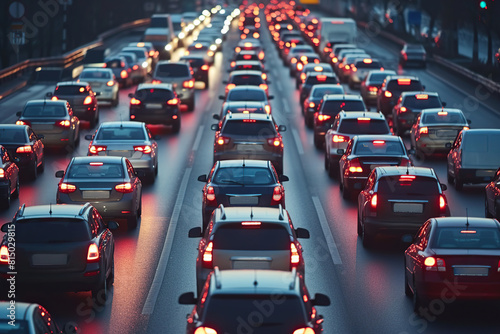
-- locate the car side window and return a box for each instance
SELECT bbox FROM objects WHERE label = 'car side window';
[417,221,431,249]
[88,211,99,238]
[345,140,353,154]
[1,148,9,163]
[365,171,376,190]
[93,209,105,233]
[28,129,37,142]
[453,132,462,149]
[126,160,135,178]
[331,118,339,131]
[146,128,153,139]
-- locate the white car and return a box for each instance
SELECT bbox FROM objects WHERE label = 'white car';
[79,68,119,106]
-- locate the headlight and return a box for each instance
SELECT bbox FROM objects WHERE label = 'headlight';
[216,38,222,44]
[179,32,185,39]
[194,19,200,25]
[210,45,217,51]
[165,44,172,51]
[203,10,210,16]
[220,9,226,14]
[142,61,148,68]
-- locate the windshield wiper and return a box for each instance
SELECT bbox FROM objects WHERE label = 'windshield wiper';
[217,179,245,186]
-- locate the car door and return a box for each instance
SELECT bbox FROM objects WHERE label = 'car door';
[339,137,353,182]
[126,159,141,211]
[1,147,17,193]
[28,127,43,165]
[408,221,431,288]
[93,208,113,273]
[447,131,462,177]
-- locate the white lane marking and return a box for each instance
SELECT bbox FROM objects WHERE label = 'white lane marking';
[292,129,304,155]
[312,196,343,265]
[192,125,204,151]
[276,80,283,92]
[142,167,193,315]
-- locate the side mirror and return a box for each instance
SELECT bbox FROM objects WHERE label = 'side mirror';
[311,293,331,306]
[197,174,208,182]
[84,134,94,140]
[188,227,202,238]
[179,292,197,305]
[467,119,472,124]
[55,170,65,178]
[295,227,310,239]
[212,113,220,120]
[219,95,225,100]
[278,125,286,132]
[445,142,452,149]
[107,221,119,230]
[442,102,447,107]
[45,92,53,97]
[178,93,184,98]
[407,149,416,155]
[128,93,135,98]
[440,183,448,191]
[16,111,22,117]
[268,95,274,100]
[210,124,219,131]
[37,134,44,140]
[337,149,345,155]
[279,175,289,182]
[222,80,228,84]
[1,223,11,233]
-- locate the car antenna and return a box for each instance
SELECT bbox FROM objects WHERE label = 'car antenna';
[465,208,469,229]
[406,162,410,175]
[253,271,258,288]
[49,203,52,215]
[250,207,253,220]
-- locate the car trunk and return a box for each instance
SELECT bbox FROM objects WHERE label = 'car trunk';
[427,126,464,141]
[357,156,405,175]
[214,184,274,206]
[95,142,148,159]
[29,118,65,135]
[66,178,124,202]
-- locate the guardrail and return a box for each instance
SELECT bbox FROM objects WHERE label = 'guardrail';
[0,18,150,100]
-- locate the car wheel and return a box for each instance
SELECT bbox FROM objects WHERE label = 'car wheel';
[204,80,209,89]
[324,153,329,170]
[187,98,195,112]
[1,184,11,209]
[342,181,352,200]
[172,118,181,133]
[454,175,463,191]
[137,196,142,216]
[447,168,454,183]
[12,179,19,199]
[313,135,323,149]
[404,266,413,297]
[112,94,119,107]
[357,213,362,236]
[328,161,338,179]
[361,224,373,248]
[29,159,38,181]
[92,274,108,306]
[128,213,138,230]
[154,161,158,176]
[412,288,425,314]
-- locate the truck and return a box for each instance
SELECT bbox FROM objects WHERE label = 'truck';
[318,18,357,56]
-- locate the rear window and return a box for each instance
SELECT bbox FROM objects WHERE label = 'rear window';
[230,75,263,85]
[368,73,390,84]
[227,90,266,102]
[306,75,338,85]
[150,17,168,28]
[312,86,344,98]
[235,54,258,61]
[463,132,500,155]
[221,120,276,136]
[23,105,66,117]
[156,64,189,77]
[80,71,111,80]
[387,79,423,92]
[403,95,441,109]
[377,175,439,196]
[339,119,390,135]
[68,163,124,178]
[0,128,27,143]
[213,223,290,250]
[181,58,205,67]
[96,127,146,140]
[213,167,274,185]
[354,140,404,155]
[55,85,88,95]
[433,227,500,249]
[135,88,174,101]
[106,60,124,68]
[355,60,382,69]
[224,106,266,115]
[16,218,91,243]
[321,100,365,115]
[422,112,466,124]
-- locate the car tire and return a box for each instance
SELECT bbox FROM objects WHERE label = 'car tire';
[447,168,453,183]
[128,213,138,230]
[187,98,195,112]
[172,118,181,133]
[107,250,115,286]
[412,288,425,314]
[112,94,119,107]
[12,179,19,199]
[361,224,373,248]
[328,161,338,179]
[313,135,323,149]
[1,184,11,209]
[357,214,362,236]
[404,265,413,297]
[342,181,352,200]
[454,176,463,191]
[92,274,108,306]
[29,159,38,181]
[204,80,209,90]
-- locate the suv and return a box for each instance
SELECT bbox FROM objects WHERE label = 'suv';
[179,268,330,334]
[188,205,310,293]
[360,70,396,106]
[211,113,286,174]
[0,203,117,302]
[357,166,450,247]
[324,111,392,178]
[79,68,119,107]
[377,76,424,116]
[299,72,339,104]
[348,58,384,89]
[302,84,345,128]
[198,160,289,230]
[152,61,195,111]
[313,94,366,148]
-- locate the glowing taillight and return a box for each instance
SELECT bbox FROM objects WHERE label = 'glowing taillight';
[368,87,378,93]
[309,102,315,108]
[16,120,27,125]
[497,260,500,272]
[206,186,216,202]
[297,63,303,71]
[300,73,306,81]
[439,195,446,210]
[216,136,229,145]
[56,120,71,127]
[463,126,470,131]
[235,46,242,53]
[207,51,214,57]
[183,79,195,88]
[134,145,152,154]
[201,65,209,71]
[230,61,236,68]
[351,66,357,72]
[133,65,139,70]
[152,80,162,84]
[226,83,236,91]
[120,70,128,79]
[317,114,331,122]
[400,107,407,112]
[370,194,377,209]
[115,183,133,193]
[332,134,348,143]
[419,127,428,135]
[59,183,76,193]
[345,65,350,70]
[51,96,58,101]
[384,91,392,98]
[16,145,32,153]
[83,96,93,105]
[264,105,271,114]
[291,57,297,64]
[149,50,155,57]
[290,243,300,265]
[87,243,99,263]
[0,169,4,179]
[293,328,315,334]
[259,84,268,91]
[348,159,363,173]
[272,186,283,202]
[258,51,265,60]
[261,73,267,80]
[332,57,338,63]
[0,245,10,264]
[202,242,214,268]
[267,137,281,147]
[424,257,446,271]
[194,327,217,334]
[167,98,179,105]
[130,98,141,105]
[106,80,114,87]
[89,145,106,154]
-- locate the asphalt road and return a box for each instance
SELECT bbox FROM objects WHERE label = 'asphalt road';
[1,12,500,334]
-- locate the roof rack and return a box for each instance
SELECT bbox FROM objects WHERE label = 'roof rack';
[79,202,92,216]
[289,268,297,290]
[219,204,226,220]
[278,204,284,220]
[214,266,222,289]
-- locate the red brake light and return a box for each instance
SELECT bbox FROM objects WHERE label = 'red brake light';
[134,145,152,154]
[351,66,357,72]
[206,186,216,202]
[194,328,217,334]
[216,136,230,145]
[415,94,428,100]
[373,140,385,145]
[130,98,141,105]
[115,183,133,193]
[0,169,4,179]
[149,50,155,57]
[83,96,93,105]
[439,195,446,210]
[316,75,327,81]
[296,63,303,71]
[357,117,371,122]
[272,185,283,202]
[293,329,315,334]
[419,127,428,135]
[397,79,411,85]
[0,245,9,264]
[309,102,315,108]
[16,120,28,126]
[56,120,71,128]
[106,80,114,87]
[152,80,162,84]
[226,83,236,91]
[363,58,373,64]
[89,162,103,166]
[133,65,139,70]
[87,243,99,263]
[384,91,392,98]
[290,243,300,265]
[51,96,58,101]
[183,79,195,88]
[167,98,179,105]
[344,65,350,70]
[264,105,271,114]
[300,73,306,81]
[259,84,268,91]
[332,134,348,142]
[291,57,297,64]
[89,145,107,155]
[243,55,252,60]
[370,194,377,209]
[16,145,33,153]
[120,70,128,79]
[317,114,331,122]
[348,158,363,173]
[437,111,448,116]
[267,137,281,147]
[201,64,209,70]
[400,106,407,112]
[202,242,214,268]
[424,257,446,271]
[241,221,262,227]
[59,183,76,193]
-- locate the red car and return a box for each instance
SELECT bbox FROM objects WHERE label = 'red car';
[405,217,500,312]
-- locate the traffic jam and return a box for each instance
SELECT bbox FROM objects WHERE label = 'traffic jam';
[1,0,500,333]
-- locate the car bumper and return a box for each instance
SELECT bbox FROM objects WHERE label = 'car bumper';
[128,158,155,174]
[418,278,500,301]
[416,139,455,154]
[95,89,117,101]
[457,168,497,184]
[396,113,418,130]
[57,195,136,220]
[73,106,97,121]
[344,176,369,191]
[363,217,426,237]
[40,132,74,147]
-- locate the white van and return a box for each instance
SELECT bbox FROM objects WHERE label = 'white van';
[318,18,357,55]
[148,14,177,59]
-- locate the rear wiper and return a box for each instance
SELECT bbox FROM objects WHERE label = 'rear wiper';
[217,179,245,186]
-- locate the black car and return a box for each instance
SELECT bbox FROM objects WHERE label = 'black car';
[485,167,500,219]
[357,166,450,247]
[0,203,117,303]
[179,55,210,88]
[128,83,181,132]
[400,43,426,68]
[0,145,20,208]
[302,84,345,128]
[0,124,44,180]
[104,56,133,87]
[198,159,288,230]
[360,70,396,106]
[228,60,265,73]
[299,72,339,105]
[377,76,424,117]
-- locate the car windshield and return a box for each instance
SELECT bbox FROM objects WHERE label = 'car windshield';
[231,75,263,85]
[403,95,441,109]
[222,120,276,137]
[135,88,174,101]
[377,176,439,196]
[0,128,27,143]
[422,112,466,124]
[55,85,88,95]
[339,119,390,135]
[150,17,167,27]
[227,90,266,102]
[80,71,111,80]
[68,163,124,178]
[203,295,305,332]
[214,167,274,185]
[312,86,344,98]
[432,227,500,249]
[213,223,290,250]
[156,64,189,77]
[23,105,66,117]
[322,100,365,115]
[96,127,146,140]
[354,140,404,155]
[224,106,266,114]
[16,218,91,243]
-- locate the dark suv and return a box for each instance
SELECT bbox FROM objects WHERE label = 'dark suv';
[179,268,330,334]
[377,76,424,116]
[152,61,195,111]
[0,203,117,303]
[357,166,450,247]
[299,72,339,105]
[211,113,286,174]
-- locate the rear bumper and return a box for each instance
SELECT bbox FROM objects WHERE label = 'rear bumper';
[73,106,97,121]
[344,175,369,191]
[363,217,426,236]
[129,107,179,124]
[416,138,454,153]
[418,279,500,301]
[39,132,73,147]
[457,168,496,184]
[57,195,136,219]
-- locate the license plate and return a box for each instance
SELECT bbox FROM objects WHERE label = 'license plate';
[92,83,102,88]
[476,170,494,177]
[453,266,489,277]
[229,196,259,205]
[107,150,133,157]
[32,254,68,266]
[232,261,270,269]
[393,203,423,213]
[146,103,163,109]
[83,190,110,199]
[436,129,457,137]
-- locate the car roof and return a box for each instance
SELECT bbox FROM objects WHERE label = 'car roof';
[338,111,385,119]
[401,91,439,98]
[224,101,265,107]
[385,75,420,81]
[375,166,435,177]
[81,68,114,74]
[353,134,401,142]
[230,70,263,76]
[56,81,88,87]
[433,217,500,229]
[223,113,272,121]
[213,206,289,224]
[323,94,363,101]
[229,85,266,92]
[461,129,500,135]
[98,121,145,129]
[180,55,205,60]
[156,60,189,66]
[72,156,124,164]
[16,203,92,219]
[137,83,173,90]
[367,70,396,77]
[218,159,270,168]
[25,99,67,106]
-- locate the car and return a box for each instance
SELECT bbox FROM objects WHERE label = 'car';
[234,39,265,60]
[0,145,20,208]
[360,70,396,106]
[338,135,413,199]
[347,58,384,89]
[185,41,215,65]
[337,54,371,83]
[377,76,424,117]
[117,52,147,84]
[211,113,286,174]
[302,84,345,127]
[85,121,159,181]
[214,101,269,124]
[285,44,314,67]
[79,68,120,107]
[0,301,77,334]
[392,92,445,136]
[485,168,500,219]
[240,25,260,39]
[179,55,210,88]
[16,100,80,150]
[313,94,366,148]
[47,81,99,127]
[404,217,500,312]
[152,61,196,111]
[55,156,142,229]
[325,111,393,178]
[410,108,470,158]
[197,159,289,230]
[292,52,320,77]
[280,35,306,58]
[232,49,263,63]
[334,48,367,74]
[228,60,266,73]
[300,72,339,105]
[120,46,152,74]
[0,124,44,180]
[104,56,133,88]
[447,129,500,190]
[400,43,426,68]
[179,268,330,334]
[188,205,310,293]
[357,166,450,247]
[329,43,356,66]
[224,70,269,96]
[127,41,159,67]
[0,203,117,302]
[219,85,273,105]
[128,83,181,132]
[296,62,333,90]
